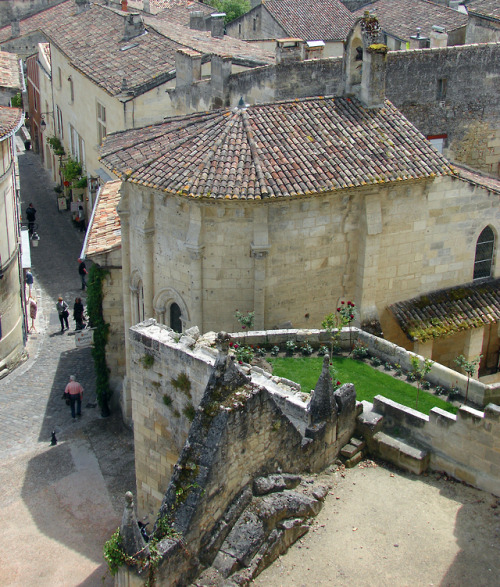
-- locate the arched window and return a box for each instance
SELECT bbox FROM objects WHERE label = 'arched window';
[170,303,182,333]
[474,226,495,279]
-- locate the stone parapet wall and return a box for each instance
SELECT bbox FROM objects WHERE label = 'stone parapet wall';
[368,395,500,497]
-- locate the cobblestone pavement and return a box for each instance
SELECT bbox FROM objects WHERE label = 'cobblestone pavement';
[0,145,136,586]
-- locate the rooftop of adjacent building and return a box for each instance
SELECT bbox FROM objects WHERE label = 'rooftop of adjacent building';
[0,106,23,138]
[85,180,122,256]
[355,0,468,41]
[465,0,500,21]
[251,0,356,42]
[0,50,22,91]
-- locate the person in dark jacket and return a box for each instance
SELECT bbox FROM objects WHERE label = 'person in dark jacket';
[73,297,85,330]
[26,203,36,235]
[78,258,88,290]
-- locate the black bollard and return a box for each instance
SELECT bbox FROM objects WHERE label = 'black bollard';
[50,431,57,446]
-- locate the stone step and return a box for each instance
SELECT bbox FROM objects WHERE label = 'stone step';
[344,450,364,468]
[356,401,384,439]
[372,431,429,475]
[340,437,366,459]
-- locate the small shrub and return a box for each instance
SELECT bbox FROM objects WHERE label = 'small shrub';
[141,353,154,368]
[285,340,297,355]
[163,394,172,407]
[422,380,431,390]
[448,385,461,402]
[255,346,266,357]
[271,345,280,357]
[384,362,393,371]
[234,309,254,330]
[352,341,369,360]
[301,341,314,356]
[235,345,254,364]
[394,363,403,376]
[435,385,446,396]
[371,356,382,367]
[317,345,329,356]
[171,372,191,396]
[332,342,342,355]
[406,372,416,382]
[183,402,196,421]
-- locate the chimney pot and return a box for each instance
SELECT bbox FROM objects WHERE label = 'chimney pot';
[122,0,128,12]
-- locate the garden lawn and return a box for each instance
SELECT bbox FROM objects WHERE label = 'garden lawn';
[268,356,457,415]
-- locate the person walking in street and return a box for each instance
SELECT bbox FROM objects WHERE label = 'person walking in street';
[25,269,34,298]
[73,297,85,330]
[78,258,88,290]
[56,296,69,332]
[77,204,86,233]
[28,295,37,333]
[64,375,83,419]
[26,203,36,236]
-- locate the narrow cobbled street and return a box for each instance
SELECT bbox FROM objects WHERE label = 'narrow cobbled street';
[0,144,135,586]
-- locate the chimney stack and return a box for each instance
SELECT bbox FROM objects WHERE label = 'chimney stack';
[121,0,128,12]
[190,11,206,31]
[430,25,448,48]
[211,13,225,38]
[75,0,90,13]
[409,27,429,49]
[143,0,150,13]
[123,13,145,41]
[360,43,388,108]
[175,49,202,89]
[276,38,305,64]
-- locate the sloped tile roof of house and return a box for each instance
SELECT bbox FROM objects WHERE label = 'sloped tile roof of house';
[99,96,453,200]
[465,0,500,21]
[354,0,468,42]
[0,106,23,138]
[127,0,212,18]
[85,180,122,256]
[0,51,22,91]
[388,279,500,342]
[264,0,355,41]
[146,18,275,63]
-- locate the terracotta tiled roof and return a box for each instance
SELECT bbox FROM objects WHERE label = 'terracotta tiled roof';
[0,51,22,91]
[355,0,468,41]
[265,0,355,41]
[151,0,213,24]
[388,279,500,342]
[455,165,500,195]
[99,96,453,200]
[0,106,23,139]
[85,180,122,257]
[466,0,500,21]
[146,18,275,63]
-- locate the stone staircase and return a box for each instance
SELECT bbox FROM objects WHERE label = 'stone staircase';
[355,401,430,475]
[340,436,366,468]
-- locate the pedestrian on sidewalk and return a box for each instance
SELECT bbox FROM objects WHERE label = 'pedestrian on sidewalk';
[25,269,34,298]
[64,375,83,419]
[26,203,36,236]
[78,258,88,290]
[73,297,85,330]
[56,296,69,332]
[77,204,86,233]
[28,295,37,333]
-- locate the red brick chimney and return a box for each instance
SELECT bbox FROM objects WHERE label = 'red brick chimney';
[122,0,128,12]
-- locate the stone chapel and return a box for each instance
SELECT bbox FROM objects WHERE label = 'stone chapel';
[89,16,500,419]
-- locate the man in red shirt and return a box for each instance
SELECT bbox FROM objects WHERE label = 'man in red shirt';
[65,375,83,419]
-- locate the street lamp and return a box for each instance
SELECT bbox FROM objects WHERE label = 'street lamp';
[39,112,53,132]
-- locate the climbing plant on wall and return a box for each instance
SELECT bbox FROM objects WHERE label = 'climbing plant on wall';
[87,264,112,416]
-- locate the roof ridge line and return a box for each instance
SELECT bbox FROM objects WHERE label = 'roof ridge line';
[241,109,270,198]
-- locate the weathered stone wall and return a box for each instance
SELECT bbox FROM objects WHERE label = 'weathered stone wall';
[368,395,500,497]
[466,16,500,44]
[385,43,500,175]
[226,6,287,42]
[0,0,65,28]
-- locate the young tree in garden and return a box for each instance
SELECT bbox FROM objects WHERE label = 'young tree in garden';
[322,301,357,355]
[208,0,250,23]
[409,355,433,410]
[234,309,254,330]
[454,354,482,405]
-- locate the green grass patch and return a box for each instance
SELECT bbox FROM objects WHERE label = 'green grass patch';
[268,356,457,415]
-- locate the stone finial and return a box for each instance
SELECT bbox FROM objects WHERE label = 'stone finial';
[308,354,337,425]
[120,491,147,558]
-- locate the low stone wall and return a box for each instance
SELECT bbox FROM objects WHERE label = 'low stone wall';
[367,395,500,497]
